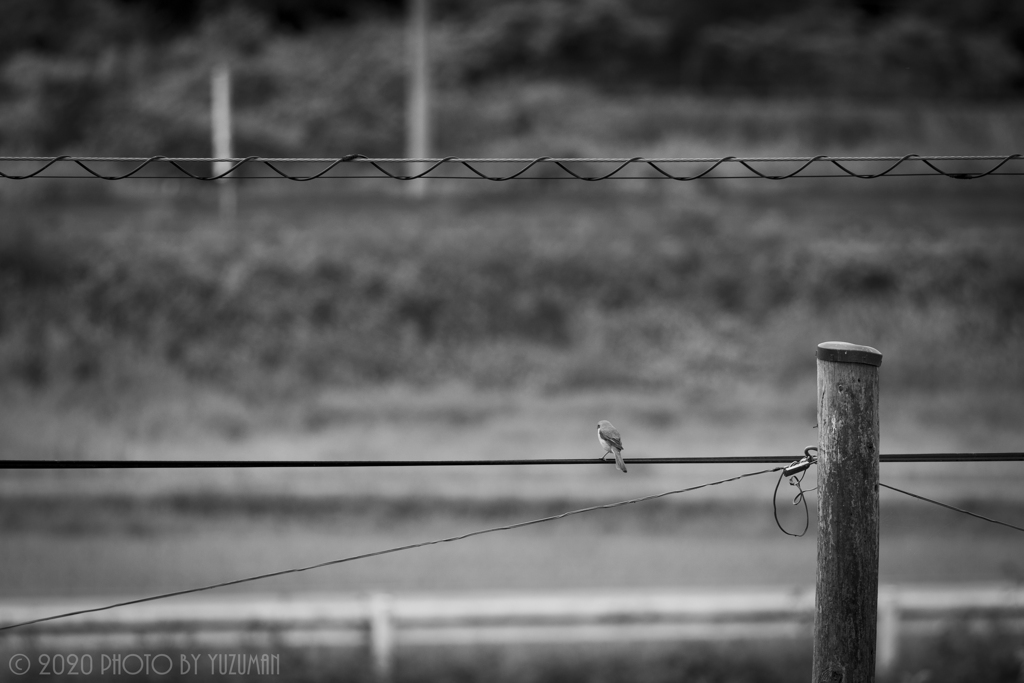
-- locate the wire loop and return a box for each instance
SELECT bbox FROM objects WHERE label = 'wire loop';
[774,447,818,537]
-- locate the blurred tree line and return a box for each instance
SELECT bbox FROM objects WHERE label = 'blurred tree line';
[0,0,1022,154]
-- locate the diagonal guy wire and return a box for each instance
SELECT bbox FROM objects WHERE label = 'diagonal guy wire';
[880,482,1024,534]
[0,466,782,634]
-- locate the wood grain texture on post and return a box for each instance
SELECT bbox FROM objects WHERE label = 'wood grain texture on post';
[813,341,883,683]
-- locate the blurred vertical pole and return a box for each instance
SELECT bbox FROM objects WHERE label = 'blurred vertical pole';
[813,341,882,683]
[875,587,900,677]
[369,593,395,683]
[406,0,430,198]
[211,62,236,226]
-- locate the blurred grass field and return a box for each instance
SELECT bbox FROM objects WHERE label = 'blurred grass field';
[2,178,1022,397]
[1,166,1022,606]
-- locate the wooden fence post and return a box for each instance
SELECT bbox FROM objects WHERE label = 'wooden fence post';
[813,341,883,683]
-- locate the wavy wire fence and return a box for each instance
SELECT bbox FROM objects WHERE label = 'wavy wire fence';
[1,154,1022,181]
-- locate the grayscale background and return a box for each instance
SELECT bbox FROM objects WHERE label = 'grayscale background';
[1,1,1022,681]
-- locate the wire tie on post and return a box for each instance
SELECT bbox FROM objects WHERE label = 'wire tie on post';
[782,446,817,477]
[774,447,818,537]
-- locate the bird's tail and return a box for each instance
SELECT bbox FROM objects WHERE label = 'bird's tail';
[613,448,627,474]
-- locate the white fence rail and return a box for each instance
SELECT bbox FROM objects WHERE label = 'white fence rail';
[3,585,1023,678]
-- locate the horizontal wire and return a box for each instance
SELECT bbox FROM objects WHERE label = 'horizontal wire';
[3,155,1018,163]
[1,154,1020,182]
[878,452,1024,462]
[0,456,791,469]
[16,172,1024,181]
[880,482,1024,534]
[2,453,1020,469]
[0,465,781,634]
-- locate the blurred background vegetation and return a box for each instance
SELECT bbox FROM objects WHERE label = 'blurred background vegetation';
[1,0,1023,156]
[2,185,1022,403]
[1,0,1022,408]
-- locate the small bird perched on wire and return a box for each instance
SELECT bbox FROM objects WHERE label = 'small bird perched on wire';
[597,420,627,473]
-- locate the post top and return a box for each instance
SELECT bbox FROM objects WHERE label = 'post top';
[816,341,882,367]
